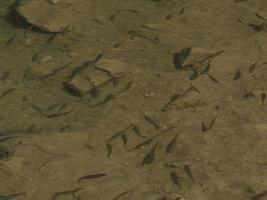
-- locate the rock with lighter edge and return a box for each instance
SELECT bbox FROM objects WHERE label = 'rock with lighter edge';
[96,59,127,78]
[16,0,70,33]
[63,69,111,97]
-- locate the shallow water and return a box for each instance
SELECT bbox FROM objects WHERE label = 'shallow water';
[0,0,17,44]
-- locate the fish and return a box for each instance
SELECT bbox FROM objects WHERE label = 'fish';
[31,105,44,116]
[106,143,112,158]
[131,124,146,138]
[170,171,181,188]
[0,193,23,200]
[243,92,255,98]
[173,48,192,70]
[144,116,160,129]
[41,62,71,79]
[90,94,115,108]
[45,32,58,45]
[248,62,257,73]
[111,191,128,200]
[189,70,200,80]
[108,131,124,142]
[197,50,225,63]
[201,122,209,132]
[46,109,73,118]
[142,142,159,166]
[166,12,177,20]
[251,190,267,200]
[184,164,194,181]
[207,73,220,84]
[201,116,216,132]
[121,134,128,146]
[130,138,154,151]
[166,134,178,154]
[0,88,16,100]
[233,69,241,80]
[200,62,210,75]
[262,93,266,104]
[52,188,83,200]
[162,93,180,110]
[68,54,104,81]
[5,35,16,45]
[77,173,107,183]
[182,84,200,98]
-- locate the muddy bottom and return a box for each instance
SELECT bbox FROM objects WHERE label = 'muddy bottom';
[0,0,266,200]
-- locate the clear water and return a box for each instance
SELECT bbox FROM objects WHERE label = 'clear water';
[0,0,18,44]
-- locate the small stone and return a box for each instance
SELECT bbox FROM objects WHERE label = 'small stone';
[17,0,71,33]
[63,69,111,97]
[87,69,111,87]
[170,193,184,200]
[96,59,127,78]
[38,55,53,64]
[67,51,78,58]
[144,92,155,98]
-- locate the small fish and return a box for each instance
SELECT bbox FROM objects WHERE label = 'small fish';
[161,93,180,111]
[108,131,125,142]
[255,12,265,20]
[0,70,11,81]
[166,134,178,154]
[184,164,194,181]
[5,35,16,45]
[111,191,128,200]
[170,172,181,188]
[41,62,71,79]
[248,23,265,32]
[142,142,159,166]
[250,191,267,200]
[130,138,154,151]
[121,134,128,146]
[243,92,255,98]
[52,188,83,200]
[200,62,210,75]
[45,32,58,45]
[68,54,104,80]
[233,69,241,80]
[201,116,216,132]
[0,88,16,100]
[32,51,40,63]
[197,50,225,63]
[131,124,146,138]
[46,109,73,118]
[261,93,266,104]
[144,116,160,129]
[179,6,189,14]
[248,62,257,73]
[173,48,192,70]
[91,94,115,108]
[208,116,217,129]
[77,173,107,183]
[182,84,200,98]
[31,105,44,116]
[166,12,177,20]
[207,73,220,84]
[201,122,209,132]
[119,82,132,93]
[0,193,23,200]
[106,143,112,158]
[189,70,200,80]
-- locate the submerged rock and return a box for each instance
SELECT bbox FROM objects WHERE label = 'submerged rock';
[16,0,71,32]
